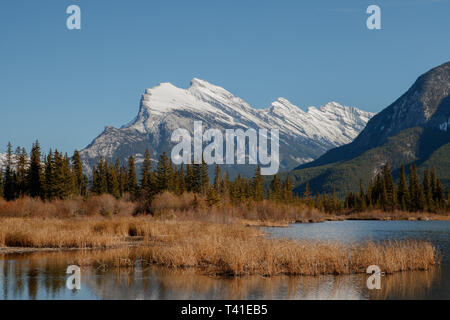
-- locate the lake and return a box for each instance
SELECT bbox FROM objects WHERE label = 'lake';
[1,220,449,300]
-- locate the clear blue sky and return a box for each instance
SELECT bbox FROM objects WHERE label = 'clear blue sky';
[1,0,449,154]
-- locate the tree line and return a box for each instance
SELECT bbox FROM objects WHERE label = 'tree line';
[343,163,447,213]
[1,142,449,213]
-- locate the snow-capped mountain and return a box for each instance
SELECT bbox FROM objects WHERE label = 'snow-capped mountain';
[80,79,374,177]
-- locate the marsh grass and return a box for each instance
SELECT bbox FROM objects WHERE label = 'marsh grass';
[0,217,437,276]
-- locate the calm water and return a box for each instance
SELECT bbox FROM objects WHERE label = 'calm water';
[0,221,449,300]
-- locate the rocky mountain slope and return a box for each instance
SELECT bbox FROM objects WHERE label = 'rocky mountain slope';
[79,79,374,177]
[287,61,450,196]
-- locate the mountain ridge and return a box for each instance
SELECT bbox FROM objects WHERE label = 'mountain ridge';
[287,61,450,197]
[79,79,374,177]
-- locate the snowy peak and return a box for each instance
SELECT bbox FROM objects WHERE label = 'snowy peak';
[80,78,375,176]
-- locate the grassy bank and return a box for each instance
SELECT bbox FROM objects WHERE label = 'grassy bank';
[0,216,440,276]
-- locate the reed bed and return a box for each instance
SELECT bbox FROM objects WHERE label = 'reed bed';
[0,217,440,276]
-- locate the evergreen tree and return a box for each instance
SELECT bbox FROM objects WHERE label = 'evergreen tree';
[15,147,28,197]
[252,165,264,201]
[71,150,85,196]
[156,152,170,193]
[282,177,293,202]
[28,140,43,199]
[408,164,425,211]
[382,163,396,211]
[213,165,221,194]
[126,155,139,197]
[3,142,16,201]
[44,151,55,199]
[178,164,186,195]
[397,164,409,211]
[303,180,312,204]
[140,149,153,195]
[269,175,282,201]
[185,164,194,192]
[423,170,434,212]
[106,161,120,198]
[358,179,367,211]
[221,170,230,198]
[92,157,108,195]
[200,157,209,195]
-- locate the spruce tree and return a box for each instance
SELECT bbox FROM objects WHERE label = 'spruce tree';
[178,164,186,195]
[71,150,84,196]
[382,163,396,211]
[269,175,282,201]
[140,149,153,195]
[44,151,55,199]
[185,164,194,192]
[28,140,43,199]
[106,161,120,198]
[397,164,409,211]
[4,142,16,201]
[156,152,170,193]
[126,155,139,197]
[253,165,264,201]
[200,157,209,195]
[15,147,28,198]
[283,177,293,202]
[303,180,312,204]
[423,170,434,212]
[213,165,221,193]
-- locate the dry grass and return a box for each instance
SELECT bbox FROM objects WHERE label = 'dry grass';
[0,217,438,276]
[0,195,135,218]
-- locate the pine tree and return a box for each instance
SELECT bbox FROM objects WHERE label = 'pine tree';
[382,163,396,211]
[221,170,230,199]
[435,179,445,210]
[358,179,367,211]
[397,164,409,211]
[408,164,424,211]
[106,161,120,199]
[44,151,55,199]
[4,142,16,201]
[253,165,264,201]
[115,158,126,197]
[303,180,312,205]
[178,164,186,195]
[15,147,28,197]
[185,164,194,192]
[283,177,293,202]
[270,175,282,201]
[213,165,221,193]
[200,157,209,195]
[28,140,43,199]
[71,150,84,196]
[423,170,434,212]
[126,155,139,197]
[140,149,153,195]
[156,152,170,193]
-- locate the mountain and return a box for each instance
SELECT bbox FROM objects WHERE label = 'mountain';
[79,79,374,177]
[286,61,450,197]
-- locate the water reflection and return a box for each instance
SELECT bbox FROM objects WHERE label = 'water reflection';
[0,251,444,300]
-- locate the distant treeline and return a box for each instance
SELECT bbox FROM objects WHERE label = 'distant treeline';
[1,141,449,213]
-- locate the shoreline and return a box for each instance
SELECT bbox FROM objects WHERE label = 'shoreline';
[1,216,449,256]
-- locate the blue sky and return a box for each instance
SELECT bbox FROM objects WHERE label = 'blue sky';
[1,0,449,154]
